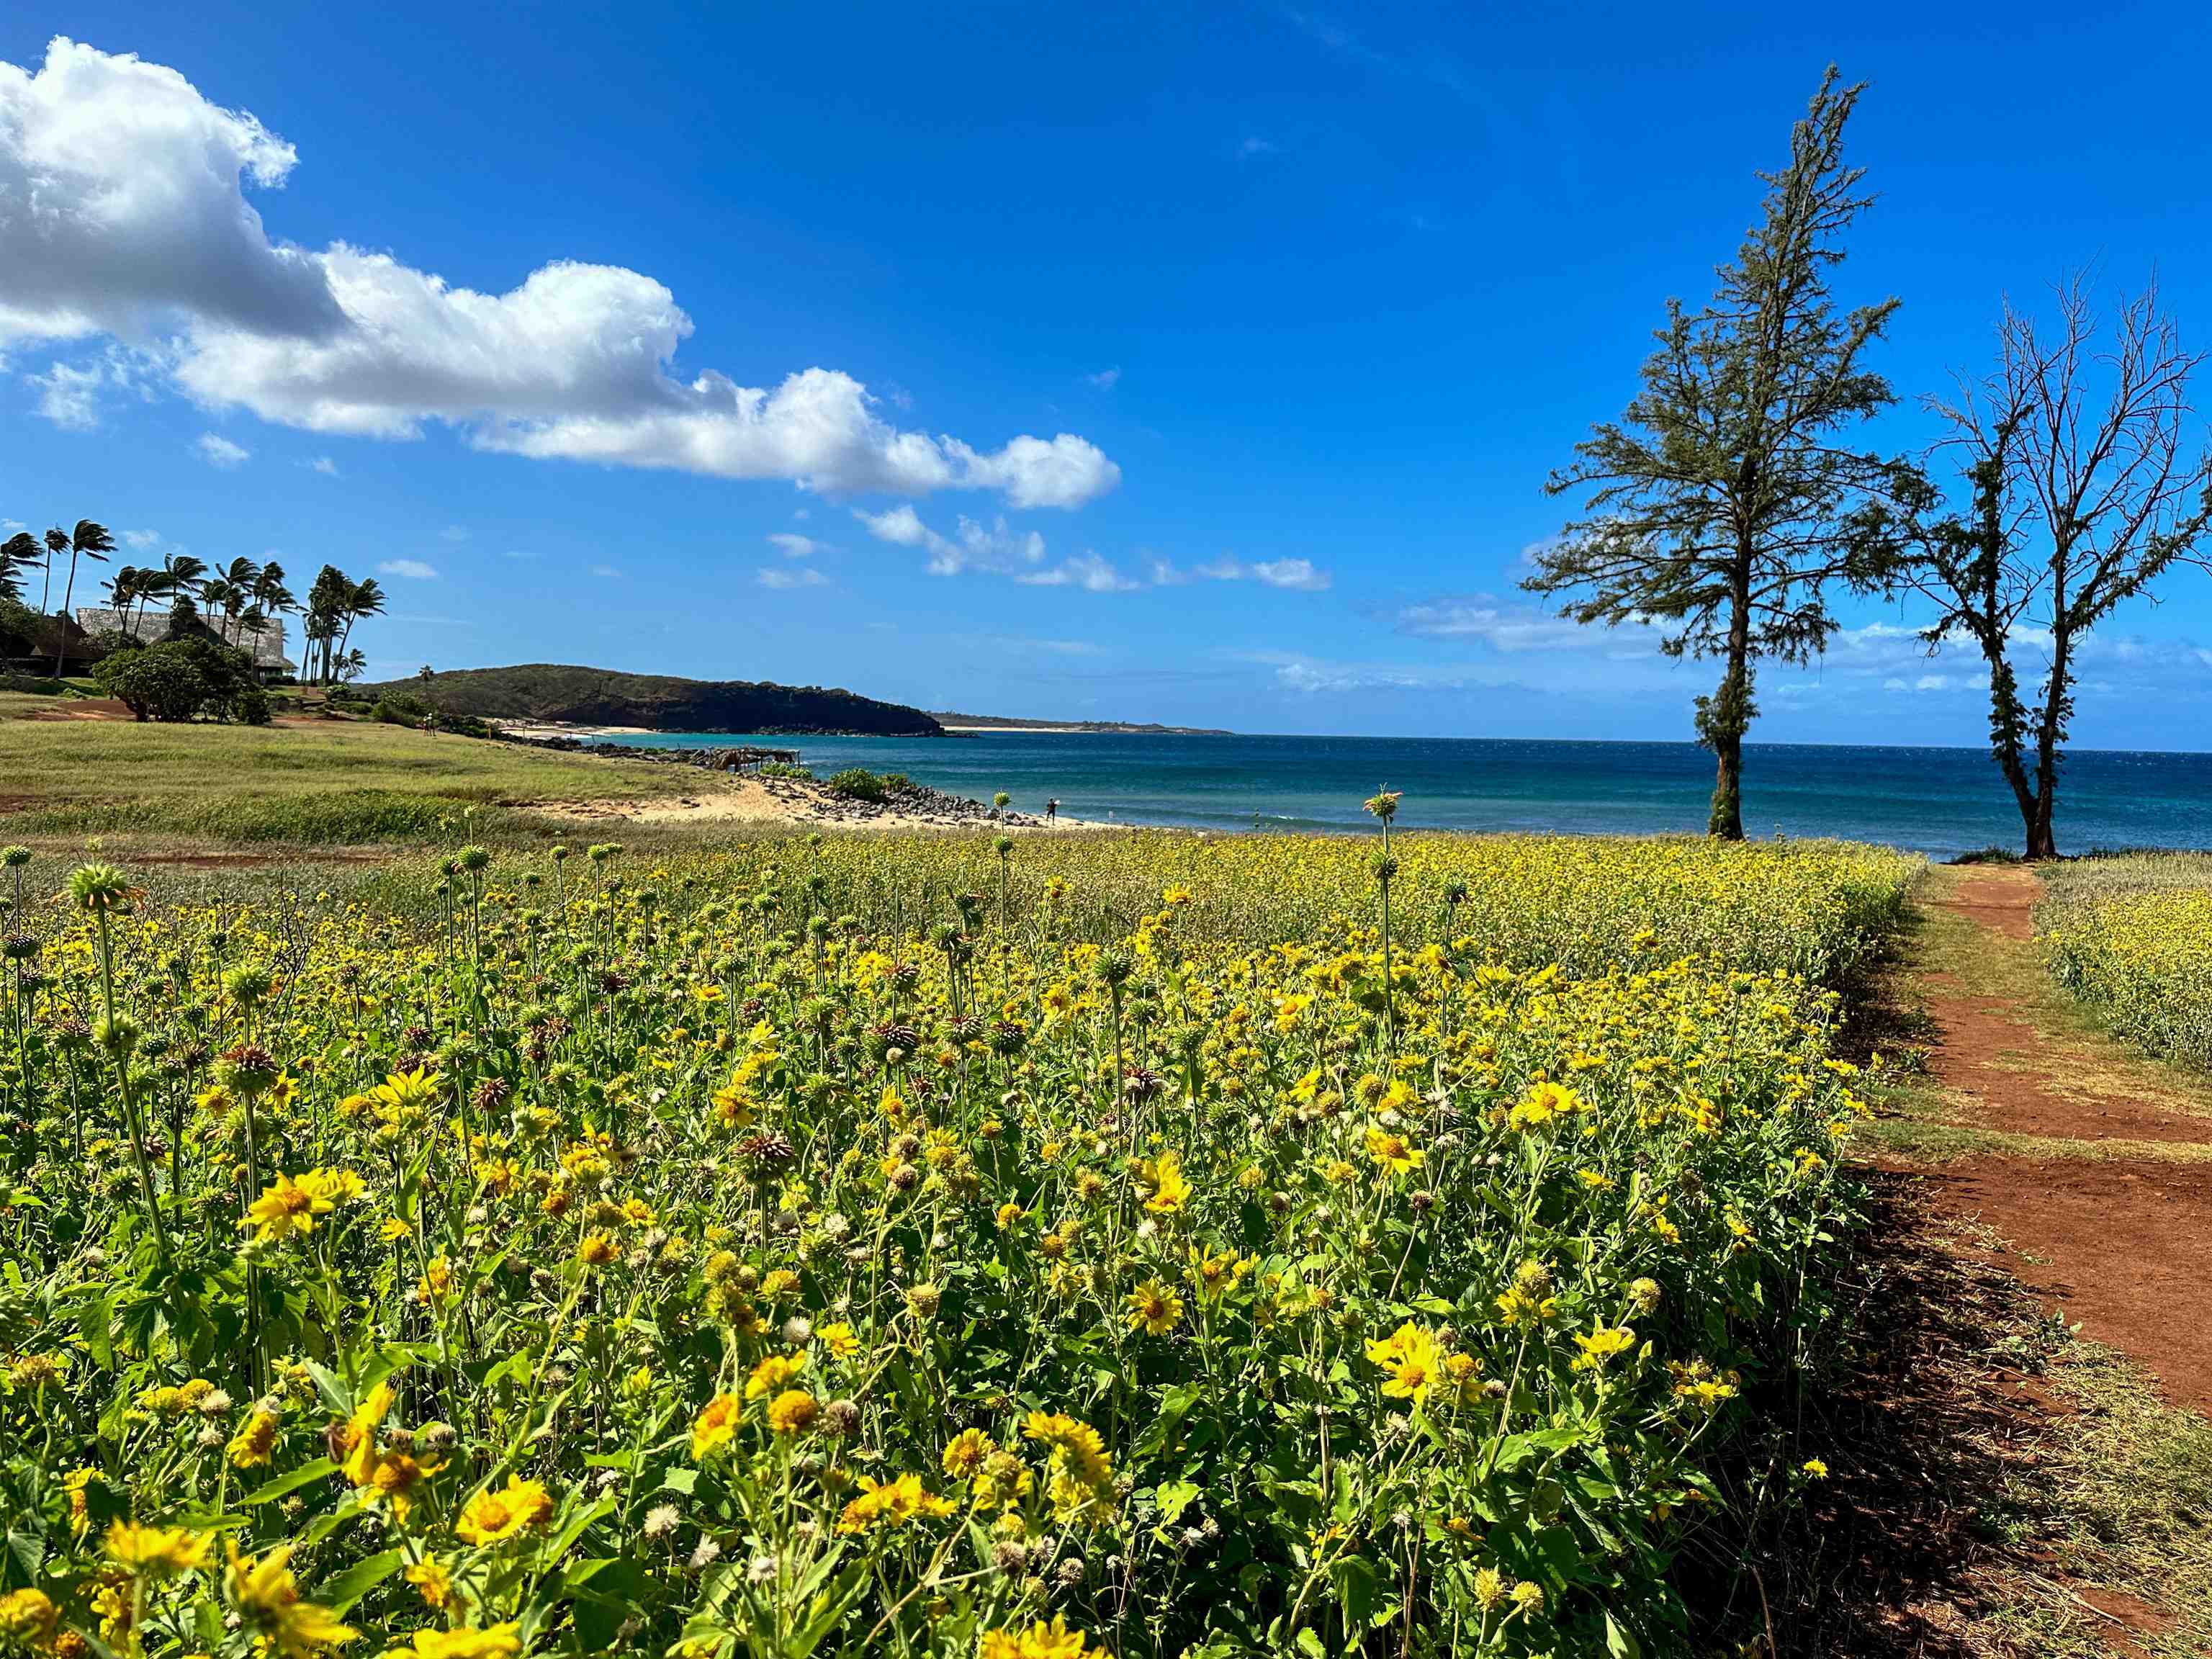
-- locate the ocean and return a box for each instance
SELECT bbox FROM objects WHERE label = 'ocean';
[594,732,2212,859]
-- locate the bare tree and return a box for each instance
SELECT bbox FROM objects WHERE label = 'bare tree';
[1883,274,2212,857]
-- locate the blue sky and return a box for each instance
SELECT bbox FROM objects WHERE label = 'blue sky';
[6,2,2212,743]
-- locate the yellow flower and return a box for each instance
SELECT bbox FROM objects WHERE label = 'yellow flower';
[1021,1411,1111,1491]
[104,1521,215,1579]
[224,1542,357,1656]
[405,1557,454,1610]
[228,1409,281,1469]
[1363,1321,1441,1404]
[817,1321,860,1361]
[765,1389,818,1436]
[338,1380,396,1488]
[454,1476,554,1546]
[241,1173,336,1243]
[387,1625,522,1659]
[0,1588,58,1648]
[978,1613,1091,1658]
[1507,1080,1581,1132]
[835,1473,956,1533]
[691,1395,741,1460]
[745,1353,804,1400]
[1138,1152,1190,1214]
[1124,1279,1182,1336]
[576,1230,619,1267]
[1570,1325,1637,1372]
[942,1428,996,1480]
[1362,1124,1423,1174]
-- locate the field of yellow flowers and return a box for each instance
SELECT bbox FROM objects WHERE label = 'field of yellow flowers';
[2039,853,2212,1070]
[0,822,1915,1658]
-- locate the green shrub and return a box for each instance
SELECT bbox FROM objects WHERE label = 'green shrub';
[369,691,491,737]
[94,637,269,724]
[826,766,890,802]
[757,760,816,782]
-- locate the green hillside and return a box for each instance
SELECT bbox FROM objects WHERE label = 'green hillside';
[359,664,943,736]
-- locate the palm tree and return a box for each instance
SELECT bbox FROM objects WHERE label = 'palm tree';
[27,531,54,616]
[151,552,207,615]
[0,531,38,604]
[304,565,351,684]
[50,520,114,678]
[333,577,385,681]
[247,562,297,677]
[207,557,261,645]
[102,565,144,626]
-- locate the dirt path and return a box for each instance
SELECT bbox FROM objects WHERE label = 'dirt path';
[1797,866,2212,1655]
[1882,865,2212,1413]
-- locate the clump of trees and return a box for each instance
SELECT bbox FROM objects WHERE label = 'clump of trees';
[93,637,271,724]
[1533,68,2212,856]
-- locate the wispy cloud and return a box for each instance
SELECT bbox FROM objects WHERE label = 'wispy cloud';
[767,532,830,559]
[1395,595,1624,651]
[1282,7,1488,107]
[1236,135,1278,160]
[1014,552,1140,593]
[194,432,250,468]
[307,455,338,475]
[1150,554,1332,592]
[377,558,437,580]
[757,565,828,590]
[1085,367,1122,390]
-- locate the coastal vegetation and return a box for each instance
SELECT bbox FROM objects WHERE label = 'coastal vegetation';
[0,827,1912,1657]
[364,666,943,738]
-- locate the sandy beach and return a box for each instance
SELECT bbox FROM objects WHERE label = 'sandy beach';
[520,773,1111,832]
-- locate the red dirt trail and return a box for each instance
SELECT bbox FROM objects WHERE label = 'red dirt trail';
[1909,868,2212,1416]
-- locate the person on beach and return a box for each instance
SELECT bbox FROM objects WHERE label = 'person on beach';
[1046,798,1058,822]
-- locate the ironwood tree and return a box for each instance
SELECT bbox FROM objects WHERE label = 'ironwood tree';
[1875,275,2212,858]
[1527,68,1903,838]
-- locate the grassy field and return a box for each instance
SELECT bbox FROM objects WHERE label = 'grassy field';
[0,709,698,843]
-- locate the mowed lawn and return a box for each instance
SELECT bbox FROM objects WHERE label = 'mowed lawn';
[0,706,693,842]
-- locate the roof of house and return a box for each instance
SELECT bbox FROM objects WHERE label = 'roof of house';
[76,607,296,673]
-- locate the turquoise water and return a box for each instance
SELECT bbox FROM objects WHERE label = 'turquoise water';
[597,732,2212,859]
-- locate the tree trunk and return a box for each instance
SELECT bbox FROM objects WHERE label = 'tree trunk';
[2026,631,2070,860]
[52,557,75,680]
[1702,554,1753,841]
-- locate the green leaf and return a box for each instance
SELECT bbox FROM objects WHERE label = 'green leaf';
[1605,1611,1643,1658]
[320,1547,403,1613]
[77,1293,114,1371]
[243,1458,336,1506]
[1154,1480,1200,1527]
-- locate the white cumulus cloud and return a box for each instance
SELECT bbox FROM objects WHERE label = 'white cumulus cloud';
[0,38,1118,509]
[377,558,436,580]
